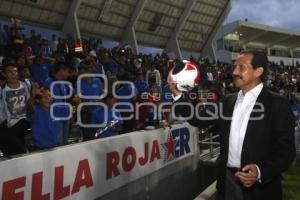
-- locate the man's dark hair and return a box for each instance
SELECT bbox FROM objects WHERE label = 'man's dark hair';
[240,50,268,81]
[52,62,68,74]
[104,93,115,102]
[2,57,17,71]
[78,64,89,72]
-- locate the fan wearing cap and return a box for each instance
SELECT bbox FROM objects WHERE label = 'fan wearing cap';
[100,49,118,75]
[76,64,104,102]
[83,50,105,74]
[31,88,61,149]
[90,93,123,138]
[43,62,73,145]
[29,55,53,86]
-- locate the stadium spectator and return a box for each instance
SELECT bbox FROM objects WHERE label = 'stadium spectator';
[76,64,104,141]
[133,57,143,75]
[91,93,122,138]
[106,69,118,93]
[73,38,85,56]
[116,77,137,134]
[0,61,33,155]
[77,64,104,101]
[138,83,162,130]
[134,72,149,99]
[83,50,104,74]
[22,40,33,58]
[11,31,24,55]
[0,24,7,55]
[100,49,118,75]
[118,53,130,72]
[56,37,66,55]
[40,37,52,57]
[116,66,131,82]
[146,64,161,86]
[1,24,11,57]
[0,85,6,153]
[32,88,61,149]
[49,34,58,53]
[19,66,31,80]
[29,29,37,45]
[43,62,73,145]
[16,56,27,69]
[29,55,53,86]
[207,69,214,81]
[1,17,300,159]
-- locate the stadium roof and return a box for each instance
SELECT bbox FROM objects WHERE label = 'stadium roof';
[222,20,300,49]
[0,0,230,53]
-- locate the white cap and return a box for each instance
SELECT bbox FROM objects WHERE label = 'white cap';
[89,50,97,57]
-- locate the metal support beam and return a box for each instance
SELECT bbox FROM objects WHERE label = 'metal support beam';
[119,0,148,54]
[267,48,271,56]
[203,0,232,62]
[242,44,246,50]
[98,0,113,22]
[197,0,225,9]
[267,35,293,47]
[290,49,294,58]
[62,0,82,40]
[164,0,197,60]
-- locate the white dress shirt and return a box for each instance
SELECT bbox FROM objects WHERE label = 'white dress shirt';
[227,83,263,168]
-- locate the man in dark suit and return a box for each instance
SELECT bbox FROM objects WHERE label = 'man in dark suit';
[168,50,295,200]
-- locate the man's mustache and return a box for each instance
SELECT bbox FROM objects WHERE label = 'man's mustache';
[232,75,242,80]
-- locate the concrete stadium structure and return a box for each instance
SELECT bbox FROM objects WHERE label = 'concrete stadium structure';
[0,0,231,59]
[214,20,300,65]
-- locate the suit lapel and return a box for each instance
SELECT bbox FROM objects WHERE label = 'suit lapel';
[223,94,238,156]
[226,94,237,118]
[241,87,271,165]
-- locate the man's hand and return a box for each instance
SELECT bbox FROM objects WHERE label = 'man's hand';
[71,95,82,106]
[167,70,181,97]
[235,164,258,188]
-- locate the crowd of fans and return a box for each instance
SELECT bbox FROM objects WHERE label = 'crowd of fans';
[0,20,299,157]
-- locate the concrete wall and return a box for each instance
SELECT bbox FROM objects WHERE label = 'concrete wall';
[97,155,218,200]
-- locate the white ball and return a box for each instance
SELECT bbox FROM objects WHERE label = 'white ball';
[171,60,200,92]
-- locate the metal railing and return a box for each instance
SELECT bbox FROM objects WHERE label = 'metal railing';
[198,125,220,162]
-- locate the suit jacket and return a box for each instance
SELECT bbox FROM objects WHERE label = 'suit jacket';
[175,87,295,200]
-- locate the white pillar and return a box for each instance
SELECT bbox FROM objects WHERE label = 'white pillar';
[242,44,246,50]
[164,0,197,60]
[203,0,232,62]
[290,49,294,57]
[62,0,82,39]
[119,0,148,54]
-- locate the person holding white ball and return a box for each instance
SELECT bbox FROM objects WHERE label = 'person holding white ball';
[168,51,295,200]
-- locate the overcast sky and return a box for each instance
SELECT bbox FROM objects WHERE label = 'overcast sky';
[226,0,300,31]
